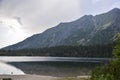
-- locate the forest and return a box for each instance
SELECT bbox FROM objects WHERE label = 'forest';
[0,44,113,57]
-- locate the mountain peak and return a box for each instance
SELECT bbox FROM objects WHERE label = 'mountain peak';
[109,8,120,13]
[112,8,120,11]
[81,15,93,19]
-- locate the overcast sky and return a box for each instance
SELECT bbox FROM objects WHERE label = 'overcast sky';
[0,0,120,48]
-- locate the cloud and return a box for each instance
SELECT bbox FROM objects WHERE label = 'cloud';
[0,0,81,34]
[92,0,101,4]
[111,1,120,9]
[0,17,28,48]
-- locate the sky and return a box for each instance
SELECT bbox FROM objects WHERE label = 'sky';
[0,0,120,48]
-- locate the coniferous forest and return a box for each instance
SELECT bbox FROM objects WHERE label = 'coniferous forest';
[0,44,113,57]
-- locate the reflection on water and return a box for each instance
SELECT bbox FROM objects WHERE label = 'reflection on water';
[0,62,25,75]
[0,56,111,62]
[0,56,110,76]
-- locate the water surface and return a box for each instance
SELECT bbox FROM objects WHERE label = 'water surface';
[0,62,25,75]
[0,56,111,62]
[0,56,111,76]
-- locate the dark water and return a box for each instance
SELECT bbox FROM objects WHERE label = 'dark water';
[8,62,106,77]
[0,56,110,76]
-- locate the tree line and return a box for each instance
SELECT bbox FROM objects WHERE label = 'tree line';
[0,44,113,57]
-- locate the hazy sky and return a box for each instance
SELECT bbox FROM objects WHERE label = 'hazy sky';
[0,0,120,48]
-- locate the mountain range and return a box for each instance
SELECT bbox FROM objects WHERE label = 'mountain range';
[4,8,120,50]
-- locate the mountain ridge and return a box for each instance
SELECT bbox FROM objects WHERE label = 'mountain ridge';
[3,8,120,50]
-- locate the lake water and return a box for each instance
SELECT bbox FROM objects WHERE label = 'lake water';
[0,62,25,75]
[0,56,111,62]
[0,56,111,75]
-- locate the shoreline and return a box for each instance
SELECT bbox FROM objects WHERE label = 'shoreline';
[0,74,89,80]
[0,74,56,80]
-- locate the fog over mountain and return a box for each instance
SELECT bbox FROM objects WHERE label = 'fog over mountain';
[4,8,120,50]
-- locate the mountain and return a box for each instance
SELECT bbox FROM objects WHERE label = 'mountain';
[4,8,120,50]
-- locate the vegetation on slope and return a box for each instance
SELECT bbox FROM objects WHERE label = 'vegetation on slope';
[90,34,120,80]
[0,44,113,57]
